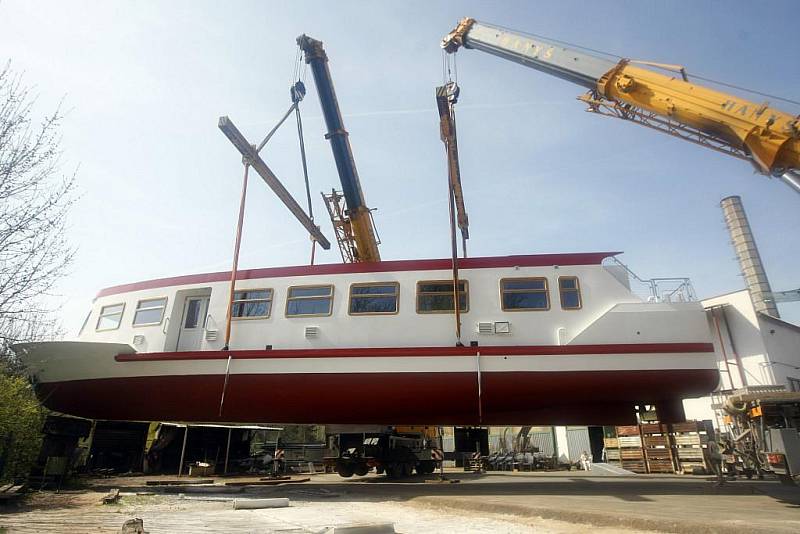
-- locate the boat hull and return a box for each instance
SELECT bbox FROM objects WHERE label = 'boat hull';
[36,368,718,425]
[20,342,719,425]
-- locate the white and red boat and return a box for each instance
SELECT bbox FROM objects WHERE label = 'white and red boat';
[15,251,718,425]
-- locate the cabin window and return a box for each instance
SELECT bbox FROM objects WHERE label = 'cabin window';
[349,283,399,315]
[559,276,582,310]
[417,280,469,313]
[501,278,549,311]
[232,289,273,319]
[286,285,334,317]
[96,303,124,331]
[132,297,167,326]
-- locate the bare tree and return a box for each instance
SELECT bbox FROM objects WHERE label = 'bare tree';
[0,62,76,371]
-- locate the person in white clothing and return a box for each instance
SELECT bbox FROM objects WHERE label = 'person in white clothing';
[580,451,592,471]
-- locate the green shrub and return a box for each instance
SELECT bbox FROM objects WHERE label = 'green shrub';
[0,374,45,482]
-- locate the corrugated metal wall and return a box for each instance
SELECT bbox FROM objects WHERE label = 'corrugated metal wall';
[528,431,555,456]
[566,426,591,462]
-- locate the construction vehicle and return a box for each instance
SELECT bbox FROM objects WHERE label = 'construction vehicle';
[324,425,440,478]
[723,390,800,484]
[442,18,800,194]
[297,35,382,263]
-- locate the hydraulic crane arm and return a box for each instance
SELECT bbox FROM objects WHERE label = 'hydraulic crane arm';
[442,18,800,194]
[298,35,382,262]
[436,83,469,250]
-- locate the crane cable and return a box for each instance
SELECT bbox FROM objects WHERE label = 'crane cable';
[293,48,316,264]
[441,49,463,346]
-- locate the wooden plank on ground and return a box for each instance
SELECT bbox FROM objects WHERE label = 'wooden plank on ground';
[225,477,310,487]
[146,479,214,486]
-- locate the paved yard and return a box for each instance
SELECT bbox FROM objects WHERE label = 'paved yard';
[1,470,798,533]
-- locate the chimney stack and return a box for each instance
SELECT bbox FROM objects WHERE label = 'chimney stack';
[720,195,779,318]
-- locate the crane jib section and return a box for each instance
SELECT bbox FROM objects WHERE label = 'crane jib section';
[442,18,800,186]
[298,35,381,262]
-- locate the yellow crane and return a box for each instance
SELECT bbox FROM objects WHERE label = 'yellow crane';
[442,18,800,194]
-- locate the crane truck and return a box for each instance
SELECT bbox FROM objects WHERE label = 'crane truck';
[323,425,441,478]
[441,18,800,194]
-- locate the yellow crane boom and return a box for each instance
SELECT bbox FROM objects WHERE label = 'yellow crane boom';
[442,18,800,193]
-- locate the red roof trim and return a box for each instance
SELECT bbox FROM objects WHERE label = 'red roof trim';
[115,342,712,362]
[97,252,620,298]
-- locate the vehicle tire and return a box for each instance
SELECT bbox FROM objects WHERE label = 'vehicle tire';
[388,463,404,478]
[778,474,796,486]
[402,462,413,477]
[375,465,385,475]
[353,463,369,476]
[417,461,435,475]
[337,463,354,478]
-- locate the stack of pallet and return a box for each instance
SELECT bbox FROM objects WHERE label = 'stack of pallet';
[641,423,675,473]
[602,426,620,465]
[616,425,647,473]
[670,421,710,474]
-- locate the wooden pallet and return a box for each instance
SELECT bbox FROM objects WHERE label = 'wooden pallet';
[618,436,642,448]
[640,423,668,434]
[676,448,705,460]
[673,434,703,446]
[671,421,704,433]
[669,420,712,474]
[621,459,647,473]
[620,448,644,460]
[646,459,675,473]
[644,435,669,447]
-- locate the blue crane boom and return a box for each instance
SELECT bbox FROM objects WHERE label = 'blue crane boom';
[297,35,382,262]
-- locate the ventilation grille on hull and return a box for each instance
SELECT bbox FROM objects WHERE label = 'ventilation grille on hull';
[305,326,319,338]
[477,322,493,335]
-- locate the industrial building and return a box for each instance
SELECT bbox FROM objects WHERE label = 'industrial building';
[683,196,800,427]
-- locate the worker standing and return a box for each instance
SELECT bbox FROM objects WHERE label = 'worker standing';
[707,439,724,486]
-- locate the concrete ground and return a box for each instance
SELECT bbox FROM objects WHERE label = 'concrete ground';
[1,468,798,533]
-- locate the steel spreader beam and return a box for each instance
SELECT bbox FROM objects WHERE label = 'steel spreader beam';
[218,116,331,250]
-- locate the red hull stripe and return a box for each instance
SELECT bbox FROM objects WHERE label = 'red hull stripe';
[115,342,714,362]
[36,368,719,425]
[97,251,619,298]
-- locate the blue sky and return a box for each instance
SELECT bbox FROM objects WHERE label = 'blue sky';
[1,0,798,334]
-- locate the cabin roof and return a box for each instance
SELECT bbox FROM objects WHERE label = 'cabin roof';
[96,251,620,299]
